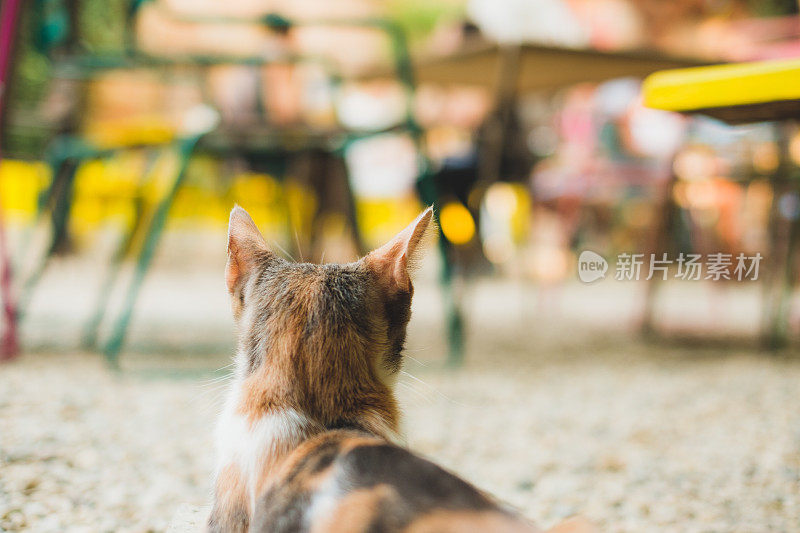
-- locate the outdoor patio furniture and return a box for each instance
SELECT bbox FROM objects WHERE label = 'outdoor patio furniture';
[643,58,800,348]
[22,0,457,366]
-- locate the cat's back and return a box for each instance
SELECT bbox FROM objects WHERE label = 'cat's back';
[251,430,538,533]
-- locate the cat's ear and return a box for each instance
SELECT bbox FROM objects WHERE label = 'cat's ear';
[364,206,435,293]
[226,205,271,293]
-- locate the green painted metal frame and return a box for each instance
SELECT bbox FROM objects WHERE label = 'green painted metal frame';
[136,4,462,364]
[16,136,200,366]
[103,135,201,365]
[81,149,166,350]
[18,136,115,314]
[28,1,464,366]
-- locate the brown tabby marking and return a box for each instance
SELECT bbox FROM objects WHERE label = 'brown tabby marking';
[232,260,401,434]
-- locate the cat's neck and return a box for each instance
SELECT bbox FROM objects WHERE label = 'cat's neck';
[218,371,402,461]
[215,383,318,469]
[230,345,403,446]
[215,375,402,509]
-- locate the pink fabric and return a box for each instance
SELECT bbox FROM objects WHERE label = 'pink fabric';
[0,0,22,360]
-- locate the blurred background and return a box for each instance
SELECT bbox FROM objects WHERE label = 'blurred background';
[2,0,800,531]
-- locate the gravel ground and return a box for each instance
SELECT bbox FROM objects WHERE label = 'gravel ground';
[2,271,800,532]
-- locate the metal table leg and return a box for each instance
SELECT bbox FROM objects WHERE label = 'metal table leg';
[103,136,200,366]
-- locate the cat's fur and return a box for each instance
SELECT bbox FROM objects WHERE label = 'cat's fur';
[209,206,587,533]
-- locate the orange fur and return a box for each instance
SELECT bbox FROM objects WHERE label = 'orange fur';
[209,464,249,533]
[404,510,538,533]
[309,485,397,533]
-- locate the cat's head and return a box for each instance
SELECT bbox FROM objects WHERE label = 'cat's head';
[225,205,433,437]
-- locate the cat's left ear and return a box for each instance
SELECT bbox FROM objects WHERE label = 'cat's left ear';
[226,205,272,293]
[364,206,434,293]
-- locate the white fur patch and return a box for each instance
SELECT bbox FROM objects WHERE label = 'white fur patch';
[213,383,314,513]
[303,468,341,530]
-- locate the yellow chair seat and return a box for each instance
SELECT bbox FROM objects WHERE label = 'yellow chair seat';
[642,58,800,124]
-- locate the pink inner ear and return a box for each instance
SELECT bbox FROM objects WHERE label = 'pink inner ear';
[368,240,410,292]
[366,207,433,292]
[225,206,270,293]
[225,254,241,294]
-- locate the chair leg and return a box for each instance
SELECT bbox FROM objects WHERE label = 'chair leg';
[103,137,200,366]
[82,195,146,349]
[762,125,797,350]
[440,236,464,367]
[331,152,365,256]
[17,156,80,318]
[642,168,678,337]
[417,172,464,366]
[762,182,795,350]
[82,150,158,349]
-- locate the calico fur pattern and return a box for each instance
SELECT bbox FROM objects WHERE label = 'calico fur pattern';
[209,206,540,533]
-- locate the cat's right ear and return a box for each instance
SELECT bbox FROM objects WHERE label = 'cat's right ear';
[363,206,434,294]
[226,205,271,294]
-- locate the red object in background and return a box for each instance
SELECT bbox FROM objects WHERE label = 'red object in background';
[728,16,800,60]
[0,0,22,360]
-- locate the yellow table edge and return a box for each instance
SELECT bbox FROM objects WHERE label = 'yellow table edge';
[643,57,800,113]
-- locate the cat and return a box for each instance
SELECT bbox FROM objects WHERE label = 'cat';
[209,205,593,533]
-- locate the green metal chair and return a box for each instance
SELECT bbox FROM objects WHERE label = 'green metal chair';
[23,0,463,366]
